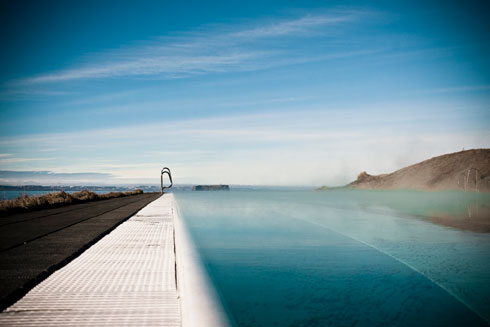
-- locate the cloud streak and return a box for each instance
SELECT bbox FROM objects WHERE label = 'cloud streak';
[0,170,114,185]
[22,53,261,84]
[0,157,56,164]
[1,102,488,185]
[231,13,359,38]
[10,10,368,86]
[416,84,490,94]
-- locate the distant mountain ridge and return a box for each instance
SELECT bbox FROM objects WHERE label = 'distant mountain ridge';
[349,149,490,192]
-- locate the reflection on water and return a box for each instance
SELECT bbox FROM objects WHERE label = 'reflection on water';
[174,190,490,326]
[330,189,490,232]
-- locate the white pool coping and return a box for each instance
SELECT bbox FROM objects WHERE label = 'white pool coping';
[0,193,229,327]
[172,194,230,327]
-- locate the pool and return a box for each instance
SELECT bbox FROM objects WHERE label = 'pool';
[174,190,490,326]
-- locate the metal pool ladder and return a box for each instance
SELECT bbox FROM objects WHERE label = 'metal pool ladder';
[161,167,173,193]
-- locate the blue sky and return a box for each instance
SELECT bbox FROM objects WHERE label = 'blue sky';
[0,0,489,186]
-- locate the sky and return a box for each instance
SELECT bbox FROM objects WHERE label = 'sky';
[0,0,489,186]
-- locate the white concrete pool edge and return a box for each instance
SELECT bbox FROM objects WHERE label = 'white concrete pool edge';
[0,193,230,327]
[171,193,231,327]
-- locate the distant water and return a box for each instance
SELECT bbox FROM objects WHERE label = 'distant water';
[0,189,131,200]
[174,190,490,327]
[1,191,54,200]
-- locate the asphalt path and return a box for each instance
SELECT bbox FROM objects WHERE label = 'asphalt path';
[0,192,161,311]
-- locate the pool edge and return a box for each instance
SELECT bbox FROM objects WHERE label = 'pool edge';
[172,193,231,327]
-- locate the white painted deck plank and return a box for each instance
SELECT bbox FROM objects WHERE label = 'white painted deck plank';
[0,194,181,327]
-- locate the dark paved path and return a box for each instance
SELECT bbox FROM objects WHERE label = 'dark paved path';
[0,192,161,311]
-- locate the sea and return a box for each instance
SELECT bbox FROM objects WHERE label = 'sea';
[174,189,490,327]
[0,189,137,200]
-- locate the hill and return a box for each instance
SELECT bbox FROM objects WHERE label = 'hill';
[349,149,490,192]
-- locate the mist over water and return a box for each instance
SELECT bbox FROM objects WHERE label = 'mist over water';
[175,190,490,326]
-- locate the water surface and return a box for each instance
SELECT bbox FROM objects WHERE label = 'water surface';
[174,190,490,326]
[0,189,137,200]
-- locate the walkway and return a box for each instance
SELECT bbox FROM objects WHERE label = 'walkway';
[0,194,181,326]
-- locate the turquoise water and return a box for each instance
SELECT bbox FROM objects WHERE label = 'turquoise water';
[174,190,490,327]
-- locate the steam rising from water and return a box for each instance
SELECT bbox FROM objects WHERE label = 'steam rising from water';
[175,189,490,326]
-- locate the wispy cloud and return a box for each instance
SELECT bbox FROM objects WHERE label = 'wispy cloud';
[1,101,488,185]
[416,84,490,94]
[0,89,74,97]
[0,157,56,164]
[8,10,370,87]
[231,13,359,38]
[22,53,260,84]
[0,101,484,147]
[0,170,114,185]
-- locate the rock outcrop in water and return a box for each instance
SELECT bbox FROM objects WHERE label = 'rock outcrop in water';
[192,185,230,191]
[349,149,490,192]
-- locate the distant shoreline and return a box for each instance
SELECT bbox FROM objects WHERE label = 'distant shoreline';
[0,185,158,192]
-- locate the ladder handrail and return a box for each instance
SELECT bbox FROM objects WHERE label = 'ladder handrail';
[161,167,173,193]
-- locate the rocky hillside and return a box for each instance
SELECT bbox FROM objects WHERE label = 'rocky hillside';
[349,149,490,192]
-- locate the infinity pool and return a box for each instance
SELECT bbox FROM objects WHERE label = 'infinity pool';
[174,190,490,327]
